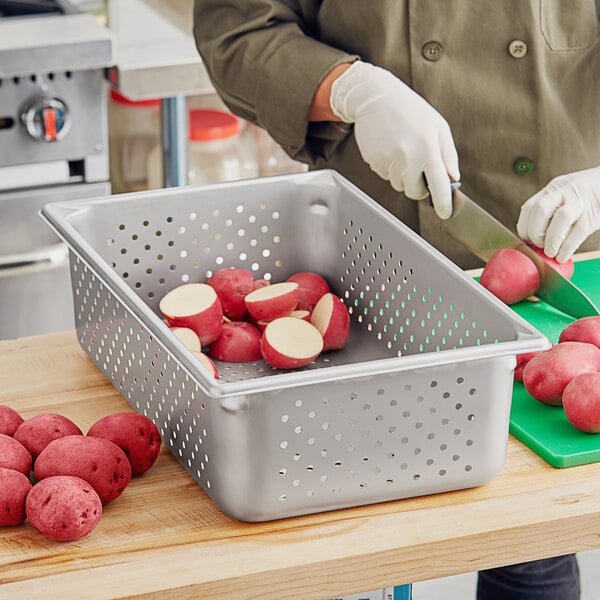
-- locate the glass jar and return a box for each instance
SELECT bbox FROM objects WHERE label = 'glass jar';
[187,109,258,185]
[108,90,161,193]
[243,123,307,177]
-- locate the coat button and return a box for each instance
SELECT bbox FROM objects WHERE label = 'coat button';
[508,39,528,58]
[422,41,443,61]
[513,157,534,175]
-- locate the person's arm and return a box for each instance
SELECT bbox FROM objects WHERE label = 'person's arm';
[193,0,357,157]
[308,63,351,122]
[194,1,459,218]
[517,166,600,262]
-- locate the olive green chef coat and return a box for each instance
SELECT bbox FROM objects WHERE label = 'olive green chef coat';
[194,0,600,268]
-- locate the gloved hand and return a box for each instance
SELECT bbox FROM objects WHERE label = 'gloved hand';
[330,60,460,219]
[517,166,600,263]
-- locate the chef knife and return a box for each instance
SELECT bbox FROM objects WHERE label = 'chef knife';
[436,183,600,319]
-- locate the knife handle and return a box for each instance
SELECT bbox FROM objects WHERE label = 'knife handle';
[425,178,462,207]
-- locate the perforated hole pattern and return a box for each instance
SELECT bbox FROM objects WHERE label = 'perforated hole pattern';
[269,375,490,508]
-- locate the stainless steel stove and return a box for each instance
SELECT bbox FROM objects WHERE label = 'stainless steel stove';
[0,0,114,339]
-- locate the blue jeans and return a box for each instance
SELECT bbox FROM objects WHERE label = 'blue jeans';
[477,554,580,600]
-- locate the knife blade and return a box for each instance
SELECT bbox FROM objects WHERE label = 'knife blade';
[437,183,600,319]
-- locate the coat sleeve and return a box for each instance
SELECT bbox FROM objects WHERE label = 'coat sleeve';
[193,0,359,164]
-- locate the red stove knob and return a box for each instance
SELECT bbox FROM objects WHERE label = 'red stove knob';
[21,97,70,142]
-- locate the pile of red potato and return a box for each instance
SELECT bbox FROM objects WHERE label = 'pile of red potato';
[514,317,600,433]
[479,245,600,433]
[159,268,351,374]
[0,407,161,540]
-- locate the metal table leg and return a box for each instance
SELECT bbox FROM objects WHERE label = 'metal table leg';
[161,95,188,187]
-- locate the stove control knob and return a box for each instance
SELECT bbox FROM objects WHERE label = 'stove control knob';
[21,97,70,142]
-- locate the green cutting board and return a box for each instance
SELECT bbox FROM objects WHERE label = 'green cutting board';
[507,258,600,468]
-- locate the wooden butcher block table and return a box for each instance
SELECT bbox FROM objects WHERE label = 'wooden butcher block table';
[2,253,600,600]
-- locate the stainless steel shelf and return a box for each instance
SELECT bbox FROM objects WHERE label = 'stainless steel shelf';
[107,0,214,100]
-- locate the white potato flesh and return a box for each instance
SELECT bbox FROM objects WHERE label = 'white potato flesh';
[171,327,202,352]
[263,317,323,359]
[245,281,298,302]
[191,350,219,378]
[310,293,334,332]
[160,283,217,317]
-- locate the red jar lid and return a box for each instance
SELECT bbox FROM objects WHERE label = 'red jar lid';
[189,109,240,141]
[110,89,161,107]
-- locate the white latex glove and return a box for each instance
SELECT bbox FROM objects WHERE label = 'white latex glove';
[517,166,600,263]
[330,61,460,219]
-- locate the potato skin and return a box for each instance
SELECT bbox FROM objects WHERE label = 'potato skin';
[34,435,131,503]
[14,413,83,461]
[0,405,24,436]
[479,248,540,305]
[563,372,600,433]
[514,352,539,382]
[0,467,32,526]
[522,342,600,405]
[559,316,600,350]
[87,413,162,476]
[208,267,254,321]
[26,475,102,541]
[527,243,574,279]
[208,321,262,363]
[286,272,330,312]
[0,434,32,475]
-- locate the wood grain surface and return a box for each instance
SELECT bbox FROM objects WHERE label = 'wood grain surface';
[2,325,600,599]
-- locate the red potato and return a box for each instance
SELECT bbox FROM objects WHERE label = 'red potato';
[191,350,219,378]
[35,435,132,503]
[255,319,270,332]
[208,267,254,320]
[479,248,540,305]
[526,243,575,279]
[170,326,201,352]
[0,404,24,436]
[244,281,299,321]
[26,475,102,541]
[291,310,311,322]
[286,272,330,312]
[563,372,600,433]
[160,283,223,347]
[207,321,262,363]
[514,351,539,382]
[522,341,600,406]
[0,434,32,475]
[256,310,310,332]
[261,317,324,369]
[87,412,162,476]
[13,413,83,461]
[0,467,32,526]
[559,316,600,350]
[310,292,351,351]
[251,278,270,291]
